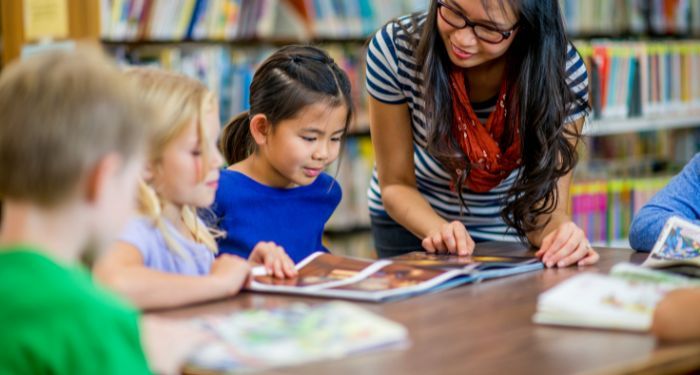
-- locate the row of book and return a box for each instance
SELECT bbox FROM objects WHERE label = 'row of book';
[109,43,370,129]
[569,177,671,245]
[100,0,424,41]
[576,40,700,121]
[560,0,700,35]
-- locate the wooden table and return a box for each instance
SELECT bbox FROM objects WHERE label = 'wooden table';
[155,243,700,375]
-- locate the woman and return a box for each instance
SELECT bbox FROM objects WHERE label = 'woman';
[365,0,599,268]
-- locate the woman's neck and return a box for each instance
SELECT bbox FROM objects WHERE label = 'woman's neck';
[464,56,507,103]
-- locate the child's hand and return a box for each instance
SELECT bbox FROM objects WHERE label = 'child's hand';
[535,221,600,268]
[422,220,474,256]
[249,241,297,279]
[210,254,251,294]
[141,316,211,375]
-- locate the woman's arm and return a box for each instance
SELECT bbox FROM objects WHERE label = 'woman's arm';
[531,117,599,267]
[369,97,473,255]
[93,242,250,310]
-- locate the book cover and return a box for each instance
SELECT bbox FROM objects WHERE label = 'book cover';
[187,301,408,372]
[642,216,700,276]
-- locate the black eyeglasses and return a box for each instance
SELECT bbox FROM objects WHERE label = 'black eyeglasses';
[436,0,518,44]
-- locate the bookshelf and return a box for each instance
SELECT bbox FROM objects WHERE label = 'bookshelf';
[3,0,699,254]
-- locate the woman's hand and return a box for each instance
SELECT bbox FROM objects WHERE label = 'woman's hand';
[422,220,474,256]
[535,221,599,268]
[248,241,297,279]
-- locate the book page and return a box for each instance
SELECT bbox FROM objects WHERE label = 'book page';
[644,216,700,268]
[391,251,537,270]
[252,253,380,288]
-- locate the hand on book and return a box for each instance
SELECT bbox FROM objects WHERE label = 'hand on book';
[249,241,297,279]
[535,221,599,268]
[422,220,474,256]
[210,254,251,294]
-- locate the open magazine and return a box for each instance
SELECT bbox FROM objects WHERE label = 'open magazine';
[248,243,543,302]
[187,301,408,372]
[641,216,700,276]
[534,216,700,331]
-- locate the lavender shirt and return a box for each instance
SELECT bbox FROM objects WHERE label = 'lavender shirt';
[119,217,214,276]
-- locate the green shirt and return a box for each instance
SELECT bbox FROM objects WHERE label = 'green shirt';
[0,247,151,374]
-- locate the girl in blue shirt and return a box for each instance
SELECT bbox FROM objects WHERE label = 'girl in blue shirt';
[214,45,354,264]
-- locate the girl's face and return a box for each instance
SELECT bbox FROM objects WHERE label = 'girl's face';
[260,103,347,188]
[151,105,224,208]
[437,0,519,69]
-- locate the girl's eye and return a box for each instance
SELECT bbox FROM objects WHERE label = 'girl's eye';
[301,136,316,142]
[191,150,202,156]
[331,137,343,142]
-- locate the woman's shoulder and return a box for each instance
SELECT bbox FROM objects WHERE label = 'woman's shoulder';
[371,12,427,50]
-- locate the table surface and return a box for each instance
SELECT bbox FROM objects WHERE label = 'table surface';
[154,242,700,375]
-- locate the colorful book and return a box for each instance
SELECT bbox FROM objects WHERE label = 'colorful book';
[247,243,543,302]
[187,301,408,372]
[642,216,700,277]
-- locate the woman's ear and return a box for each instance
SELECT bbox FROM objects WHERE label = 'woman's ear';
[249,114,271,146]
[142,163,154,182]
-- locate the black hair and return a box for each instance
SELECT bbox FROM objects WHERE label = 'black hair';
[401,0,589,240]
[220,45,354,165]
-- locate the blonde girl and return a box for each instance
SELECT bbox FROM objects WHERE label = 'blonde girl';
[94,68,295,310]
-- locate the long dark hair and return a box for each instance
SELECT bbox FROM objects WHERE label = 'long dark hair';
[404,0,588,240]
[220,45,354,165]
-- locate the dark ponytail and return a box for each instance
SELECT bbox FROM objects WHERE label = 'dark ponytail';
[220,45,354,165]
[220,111,254,165]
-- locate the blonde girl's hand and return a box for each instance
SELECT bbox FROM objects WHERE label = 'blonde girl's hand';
[209,254,251,294]
[421,220,474,256]
[249,241,297,279]
[535,221,600,268]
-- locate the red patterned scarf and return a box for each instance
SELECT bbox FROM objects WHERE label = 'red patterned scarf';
[446,67,522,193]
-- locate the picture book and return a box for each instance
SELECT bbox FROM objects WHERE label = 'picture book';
[247,242,543,302]
[642,216,700,277]
[532,263,700,332]
[187,301,408,372]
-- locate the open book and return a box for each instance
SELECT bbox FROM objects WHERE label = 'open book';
[532,263,700,331]
[641,216,700,277]
[248,242,543,302]
[534,217,700,331]
[187,301,408,372]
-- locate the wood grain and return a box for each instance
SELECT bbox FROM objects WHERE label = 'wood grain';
[153,243,700,375]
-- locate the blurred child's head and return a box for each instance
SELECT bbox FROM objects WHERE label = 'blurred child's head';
[0,48,152,251]
[125,68,223,254]
[220,45,353,188]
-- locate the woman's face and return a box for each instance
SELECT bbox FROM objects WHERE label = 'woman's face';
[436,0,519,69]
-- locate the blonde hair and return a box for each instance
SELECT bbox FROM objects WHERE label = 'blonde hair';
[0,47,152,206]
[126,68,219,256]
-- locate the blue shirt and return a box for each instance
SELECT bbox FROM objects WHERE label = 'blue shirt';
[119,217,215,276]
[212,170,342,263]
[629,153,700,251]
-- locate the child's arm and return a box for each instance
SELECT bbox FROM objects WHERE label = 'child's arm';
[94,242,250,310]
[629,154,700,251]
[248,241,297,278]
[652,288,700,341]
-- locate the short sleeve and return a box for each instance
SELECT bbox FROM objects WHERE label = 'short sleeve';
[118,218,157,264]
[365,21,407,104]
[564,43,590,124]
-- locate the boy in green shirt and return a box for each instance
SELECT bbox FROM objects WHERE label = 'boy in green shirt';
[0,48,202,374]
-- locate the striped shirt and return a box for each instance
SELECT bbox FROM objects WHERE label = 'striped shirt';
[365,14,590,242]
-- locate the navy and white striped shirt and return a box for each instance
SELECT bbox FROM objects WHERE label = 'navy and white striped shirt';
[365,14,589,242]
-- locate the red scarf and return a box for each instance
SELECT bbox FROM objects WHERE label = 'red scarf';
[446,68,522,193]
